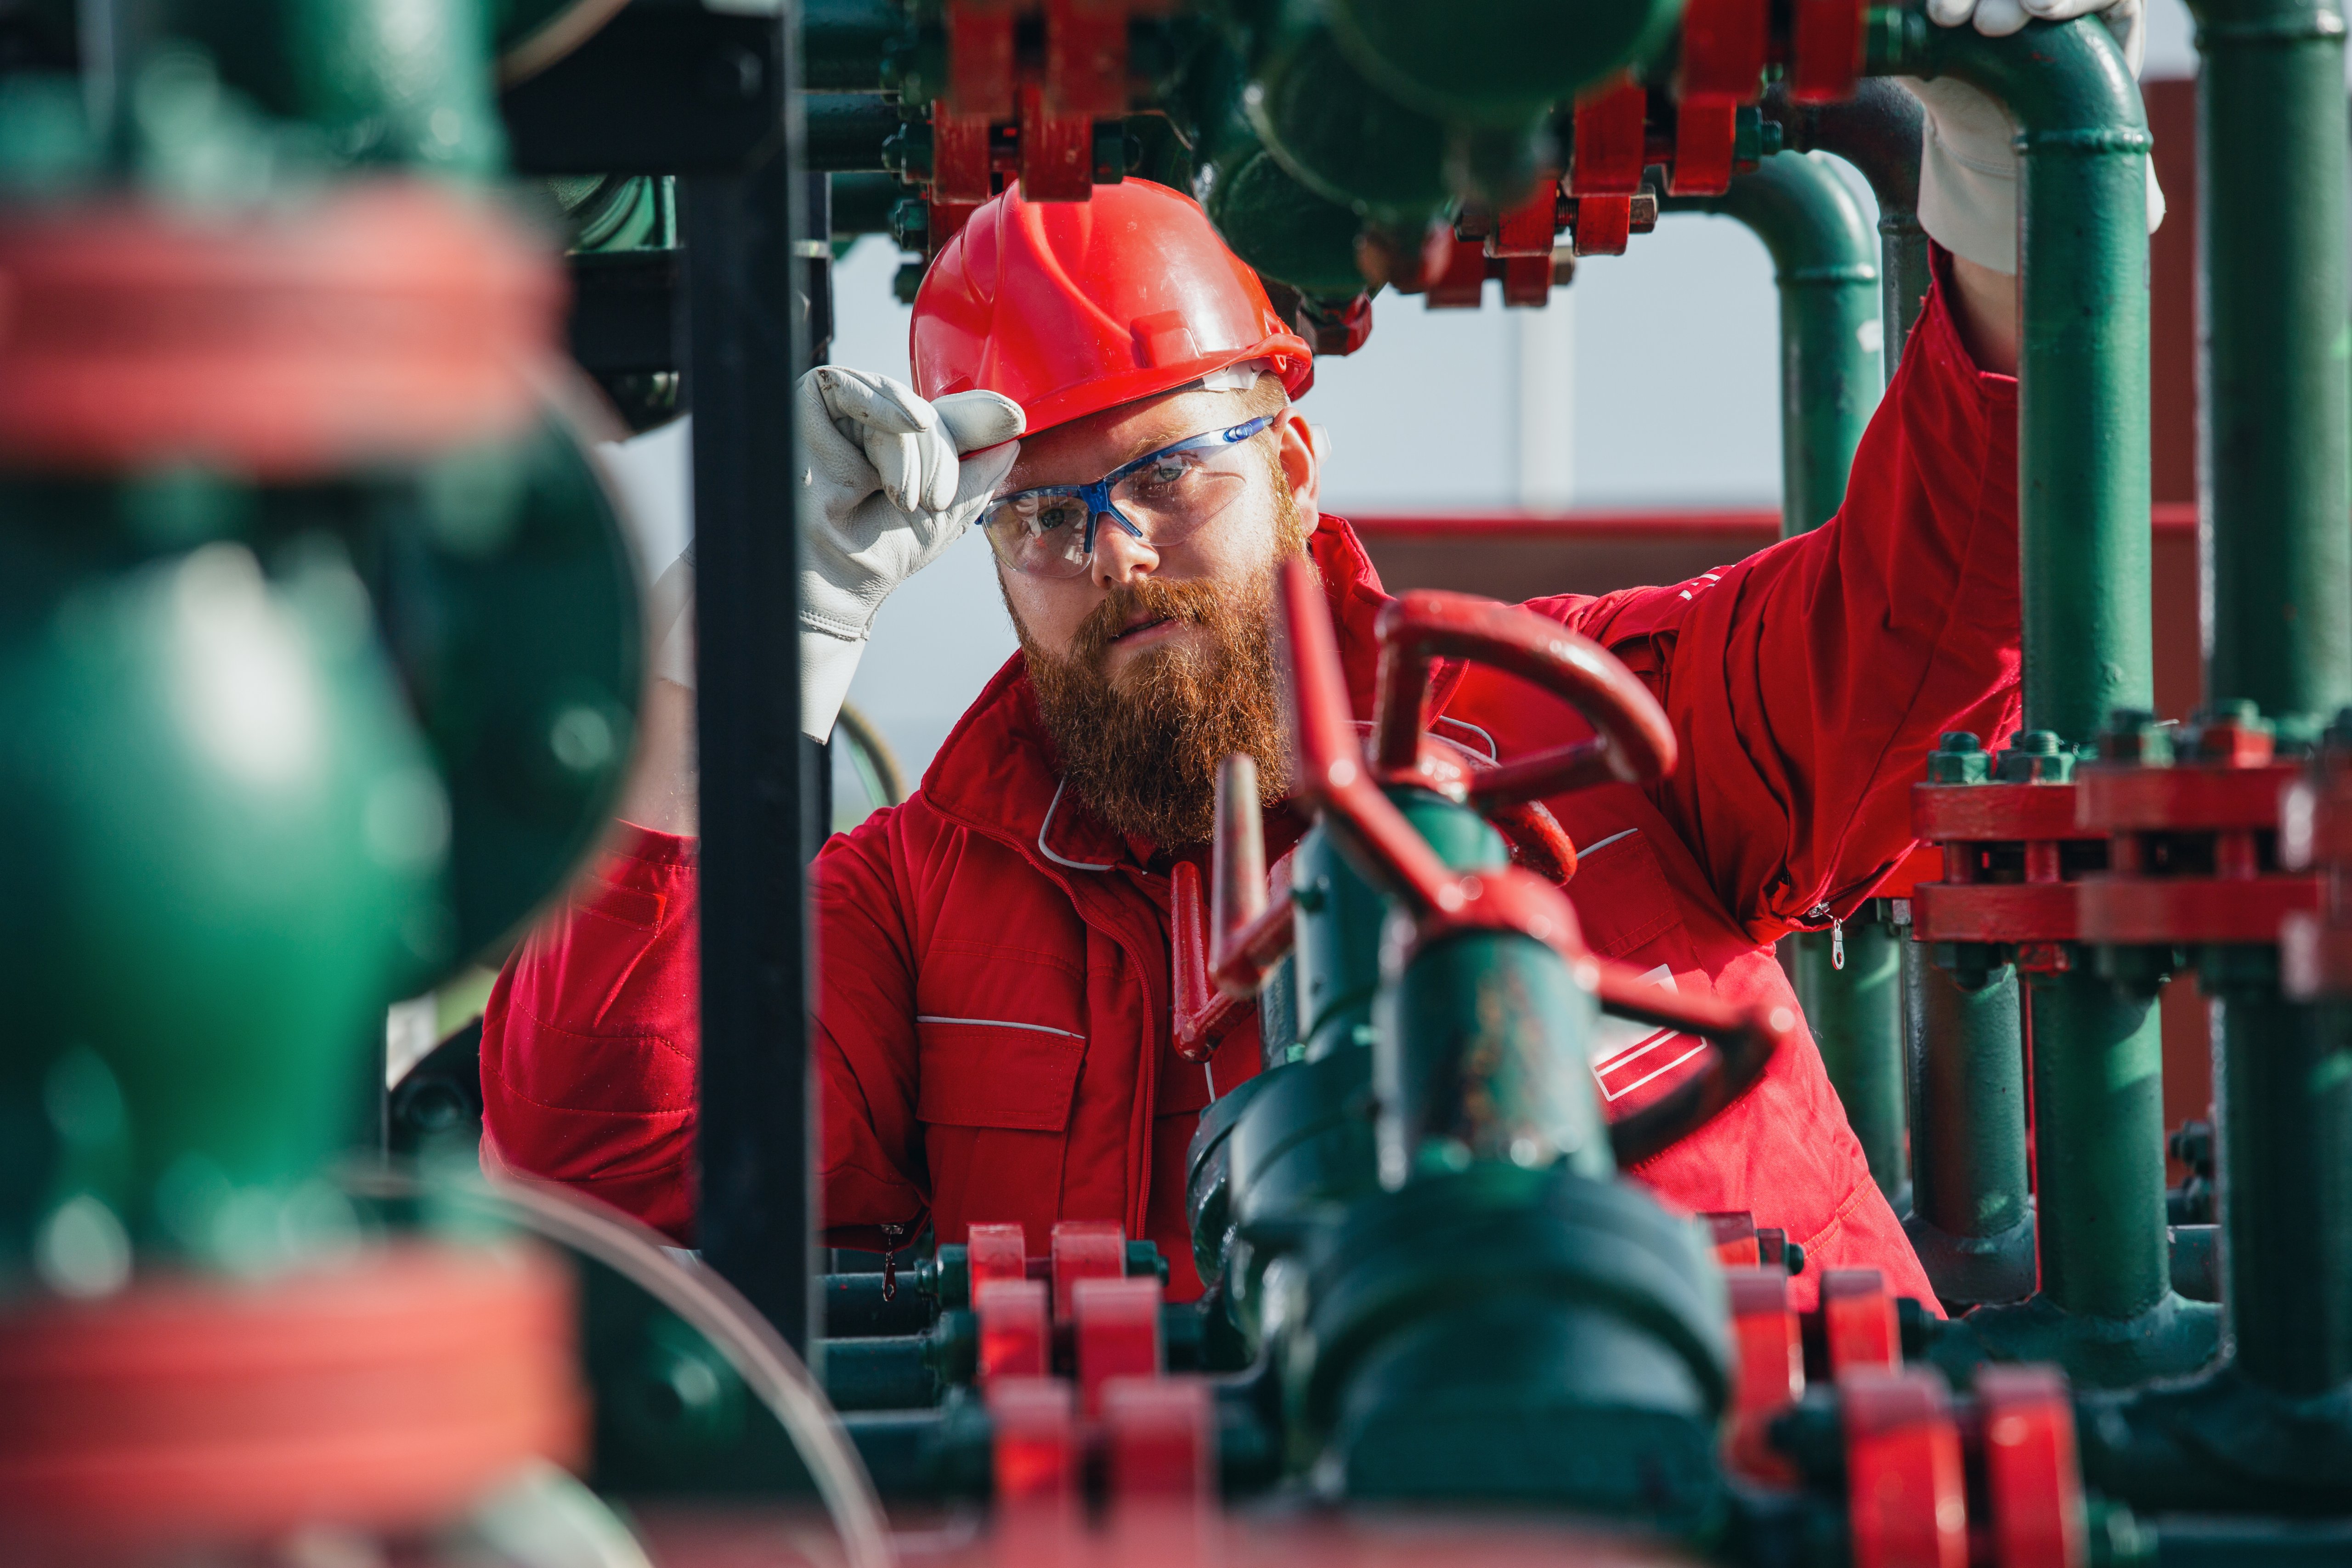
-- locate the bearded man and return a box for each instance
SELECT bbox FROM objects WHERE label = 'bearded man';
[477,6,2148,1303]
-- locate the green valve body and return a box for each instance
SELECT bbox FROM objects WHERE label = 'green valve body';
[1264,794,1725,1520]
[0,530,445,1275]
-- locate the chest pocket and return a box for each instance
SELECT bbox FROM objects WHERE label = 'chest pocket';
[1565,829,1714,1117]
[915,1017,1087,1130]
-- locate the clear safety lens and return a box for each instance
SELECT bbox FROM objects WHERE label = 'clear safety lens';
[980,422,1268,579]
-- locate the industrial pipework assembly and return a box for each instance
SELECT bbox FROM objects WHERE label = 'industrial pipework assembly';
[8,0,2352,1562]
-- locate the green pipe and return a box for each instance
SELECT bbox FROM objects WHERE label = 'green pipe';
[1794,911,1909,1205]
[1761,79,1932,380]
[1900,934,2035,1304]
[805,95,900,174]
[1871,13,2215,1385]
[2196,0,2352,734]
[2191,0,2352,1401]
[1665,150,1882,538]
[2069,0,2352,1511]
[1873,9,2156,744]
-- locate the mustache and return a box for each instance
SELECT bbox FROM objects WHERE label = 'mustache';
[1068,576,1230,668]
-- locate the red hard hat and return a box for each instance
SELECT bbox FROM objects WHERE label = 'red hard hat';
[910,178,1315,436]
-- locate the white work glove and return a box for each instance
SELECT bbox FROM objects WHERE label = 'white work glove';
[797,367,1023,741]
[1902,0,2160,276]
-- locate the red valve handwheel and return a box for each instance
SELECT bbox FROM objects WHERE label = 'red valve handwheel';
[968,1220,1030,1290]
[1370,590,1678,803]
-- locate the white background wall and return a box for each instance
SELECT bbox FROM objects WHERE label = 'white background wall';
[600,0,2200,792]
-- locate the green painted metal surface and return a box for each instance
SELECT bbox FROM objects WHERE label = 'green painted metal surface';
[1666,150,1883,540]
[1323,0,1677,124]
[1374,928,1611,1188]
[1874,10,2156,746]
[1901,935,2035,1305]
[1795,914,1909,1204]
[1761,79,1931,380]
[1874,12,2210,1389]
[2194,0,2352,738]
[0,535,446,1275]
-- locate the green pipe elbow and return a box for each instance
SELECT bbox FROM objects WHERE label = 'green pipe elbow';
[1871,7,2154,744]
[1762,79,1932,379]
[1665,151,1883,537]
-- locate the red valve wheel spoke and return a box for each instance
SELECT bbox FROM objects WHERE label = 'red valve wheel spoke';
[1370,591,1677,800]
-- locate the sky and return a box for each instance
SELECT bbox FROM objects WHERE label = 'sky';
[599,0,2202,793]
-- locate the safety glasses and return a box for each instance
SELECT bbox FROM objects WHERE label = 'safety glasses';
[977,415,1277,580]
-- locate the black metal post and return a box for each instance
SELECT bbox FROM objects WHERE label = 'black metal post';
[687,8,817,1352]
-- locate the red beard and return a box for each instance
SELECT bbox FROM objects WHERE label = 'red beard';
[1018,531,1308,851]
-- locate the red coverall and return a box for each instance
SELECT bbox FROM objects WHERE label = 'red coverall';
[479,274,2019,1310]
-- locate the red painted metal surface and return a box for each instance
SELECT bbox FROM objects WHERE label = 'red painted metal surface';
[1788,0,1867,105]
[1017,82,1093,200]
[1975,1365,2089,1568]
[1570,78,1648,196]
[1370,591,1678,796]
[0,186,556,479]
[1819,1268,1900,1374]
[0,1245,580,1549]
[944,0,1017,116]
[1671,101,1740,196]
[1049,1220,1126,1322]
[1840,1367,1968,1568]
[1045,0,1125,116]
[1724,1267,1804,1483]
[978,1278,1051,1381]
[1073,1276,1163,1414]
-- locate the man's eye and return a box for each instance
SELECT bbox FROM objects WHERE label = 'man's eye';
[1029,500,1087,534]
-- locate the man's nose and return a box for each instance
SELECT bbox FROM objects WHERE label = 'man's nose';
[1090,513,1159,589]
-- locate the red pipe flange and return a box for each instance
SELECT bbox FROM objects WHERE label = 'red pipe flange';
[2076,718,2318,949]
[0,1244,580,1550]
[1819,1268,1901,1375]
[1073,1277,1163,1415]
[1724,1266,1806,1483]
[0,184,557,479]
[1975,1365,2090,1568]
[979,1278,1052,1381]
[1841,1366,1969,1568]
[1674,0,1767,194]
[1911,778,2098,972]
[1049,1219,1126,1323]
[1789,0,1868,105]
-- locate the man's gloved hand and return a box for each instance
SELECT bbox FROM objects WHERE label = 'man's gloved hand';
[637,370,1025,741]
[1903,0,2160,276]
[799,367,1023,740]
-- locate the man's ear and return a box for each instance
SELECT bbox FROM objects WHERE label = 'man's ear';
[1276,409,1322,531]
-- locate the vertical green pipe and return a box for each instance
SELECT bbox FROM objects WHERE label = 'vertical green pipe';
[2210,990,2352,1394]
[2193,0,2352,1401]
[1668,153,1909,1201]
[1876,11,2157,739]
[2027,976,2171,1318]
[1795,913,1909,1202]
[2195,0,2352,733]
[1902,938,2035,1301]
[1875,15,2212,1383]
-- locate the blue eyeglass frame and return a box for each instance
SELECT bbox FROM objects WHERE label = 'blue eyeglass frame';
[984,414,1277,559]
